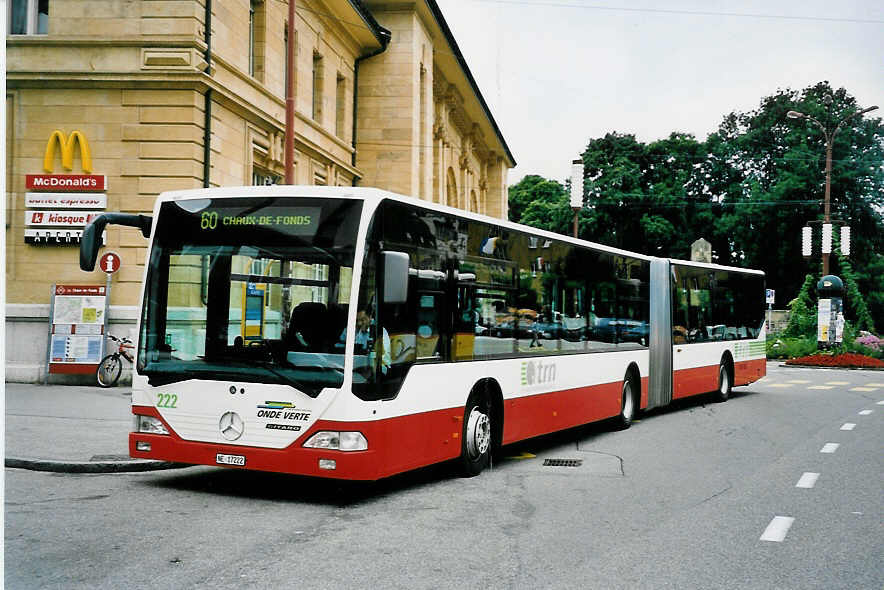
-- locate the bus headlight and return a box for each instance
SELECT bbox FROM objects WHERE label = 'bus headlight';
[303,431,368,451]
[135,415,169,435]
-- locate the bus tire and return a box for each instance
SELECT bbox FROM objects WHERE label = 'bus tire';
[613,374,637,430]
[712,360,732,403]
[458,392,492,477]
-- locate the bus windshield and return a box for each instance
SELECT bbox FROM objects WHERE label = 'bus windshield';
[137,196,362,395]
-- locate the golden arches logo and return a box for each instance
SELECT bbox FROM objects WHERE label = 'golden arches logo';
[43,130,92,174]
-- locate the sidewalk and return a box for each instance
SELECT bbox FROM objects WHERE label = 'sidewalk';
[4,382,186,473]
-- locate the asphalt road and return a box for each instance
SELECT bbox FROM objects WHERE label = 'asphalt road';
[5,365,883,589]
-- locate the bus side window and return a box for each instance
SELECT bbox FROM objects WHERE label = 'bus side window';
[416,292,441,360]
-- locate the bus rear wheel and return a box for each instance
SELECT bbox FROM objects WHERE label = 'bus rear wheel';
[613,376,637,430]
[459,394,492,477]
[712,361,732,403]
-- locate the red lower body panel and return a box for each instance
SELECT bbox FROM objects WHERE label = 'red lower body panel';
[131,406,462,481]
[674,358,766,399]
[734,358,766,386]
[130,377,637,480]
[673,365,718,399]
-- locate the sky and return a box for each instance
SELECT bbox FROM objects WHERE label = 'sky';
[433,0,884,185]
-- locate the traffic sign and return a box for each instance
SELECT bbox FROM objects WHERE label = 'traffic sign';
[99,251,121,274]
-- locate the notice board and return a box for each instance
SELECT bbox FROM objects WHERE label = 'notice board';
[48,284,107,374]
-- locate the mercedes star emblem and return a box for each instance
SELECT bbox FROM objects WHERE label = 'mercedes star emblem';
[219,411,244,441]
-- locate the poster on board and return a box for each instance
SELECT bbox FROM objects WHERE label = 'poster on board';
[48,284,107,374]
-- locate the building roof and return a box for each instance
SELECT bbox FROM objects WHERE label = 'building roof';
[347,0,393,49]
[424,0,516,167]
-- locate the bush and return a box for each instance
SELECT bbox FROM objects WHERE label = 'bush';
[783,274,817,338]
[851,333,884,360]
[767,336,817,359]
[855,333,882,351]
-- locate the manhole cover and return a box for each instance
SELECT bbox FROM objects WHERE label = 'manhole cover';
[543,458,583,467]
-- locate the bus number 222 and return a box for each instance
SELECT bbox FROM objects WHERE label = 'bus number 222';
[157,394,178,408]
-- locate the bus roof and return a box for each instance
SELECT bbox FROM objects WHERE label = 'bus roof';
[154,185,762,275]
[668,258,764,276]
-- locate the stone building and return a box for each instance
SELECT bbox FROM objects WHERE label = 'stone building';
[5,0,515,381]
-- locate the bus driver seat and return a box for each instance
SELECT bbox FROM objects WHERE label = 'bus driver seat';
[286,302,327,352]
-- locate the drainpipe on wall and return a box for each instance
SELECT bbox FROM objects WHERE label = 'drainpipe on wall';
[351,30,391,184]
[203,0,213,188]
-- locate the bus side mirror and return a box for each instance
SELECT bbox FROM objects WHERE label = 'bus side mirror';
[381,251,409,304]
[80,213,152,271]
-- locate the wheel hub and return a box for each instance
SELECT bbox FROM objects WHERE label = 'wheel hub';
[466,407,490,458]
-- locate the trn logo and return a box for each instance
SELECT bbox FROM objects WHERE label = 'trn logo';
[521,360,557,386]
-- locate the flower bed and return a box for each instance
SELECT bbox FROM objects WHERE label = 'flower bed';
[785,352,884,368]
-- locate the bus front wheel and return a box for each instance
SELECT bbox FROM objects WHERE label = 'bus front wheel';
[459,393,492,477]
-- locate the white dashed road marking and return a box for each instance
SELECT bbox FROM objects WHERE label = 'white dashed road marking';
[795,472,820,489]
[877,400,884,405]
[820,443,839,453]
[808,385,834,390]
[858,410,873,416]
[850,387,877,392]
[760,516,795,542]
[840,423,856,431]
[826,381,850,386]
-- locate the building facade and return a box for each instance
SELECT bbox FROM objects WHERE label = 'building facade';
[5,0,515,382]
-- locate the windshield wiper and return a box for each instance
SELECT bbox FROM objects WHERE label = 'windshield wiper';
[141,360,326,396]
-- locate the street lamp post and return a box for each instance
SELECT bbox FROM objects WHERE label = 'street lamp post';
[570,159,584,238]
[786,104,878,275]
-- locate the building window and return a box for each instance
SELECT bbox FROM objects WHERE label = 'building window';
[313,160,327,186]
[419,65,427,199]
[335,74,346,138]
[252,168,282,186]
[8,0,49,35]
[312,52,324,123]
[248,2,256,75]
[248,1,266,80]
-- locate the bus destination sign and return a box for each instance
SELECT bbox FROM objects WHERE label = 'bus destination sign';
[198,207,321,235]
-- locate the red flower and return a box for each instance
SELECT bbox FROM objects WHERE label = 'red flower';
[785,353,884,368]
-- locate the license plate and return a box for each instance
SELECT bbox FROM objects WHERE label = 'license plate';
[216,453,246,466]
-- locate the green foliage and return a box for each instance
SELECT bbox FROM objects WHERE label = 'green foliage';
[766,335,817,359]
[509,81,884,330]
[784,274,817,337]
[833,233,876,332]
[508,175,570,229]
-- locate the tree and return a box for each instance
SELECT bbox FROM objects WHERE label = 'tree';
[510,82,884,330]
[507,175,571,234]
[708,82,884,327]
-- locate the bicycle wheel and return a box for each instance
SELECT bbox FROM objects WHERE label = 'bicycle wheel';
[96,354,122,388]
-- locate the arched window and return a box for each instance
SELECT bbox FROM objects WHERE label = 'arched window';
[446,167,458,208]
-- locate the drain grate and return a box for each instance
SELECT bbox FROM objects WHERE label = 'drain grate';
[543,458,583,467]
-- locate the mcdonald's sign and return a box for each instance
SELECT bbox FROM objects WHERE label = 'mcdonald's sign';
[43,129,92,174]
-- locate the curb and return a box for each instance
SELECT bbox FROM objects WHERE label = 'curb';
[5,457,191,474]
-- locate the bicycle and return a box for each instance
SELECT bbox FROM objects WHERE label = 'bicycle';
[96,334,134,387]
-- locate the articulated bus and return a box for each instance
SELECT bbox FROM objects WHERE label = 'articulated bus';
[80,186,766,480]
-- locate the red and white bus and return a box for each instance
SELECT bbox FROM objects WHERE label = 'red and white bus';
[80,186,766,480]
